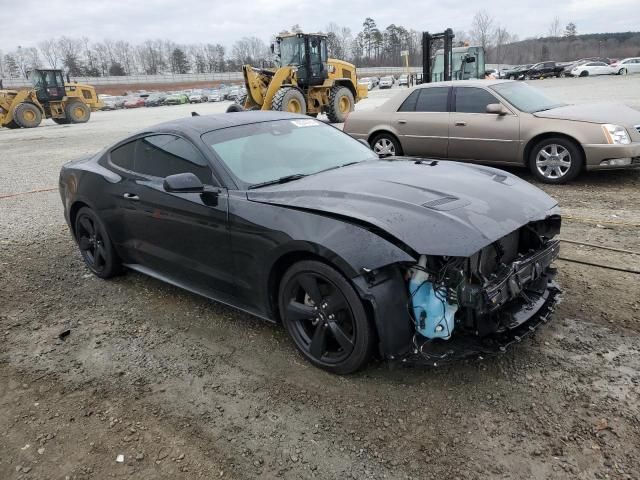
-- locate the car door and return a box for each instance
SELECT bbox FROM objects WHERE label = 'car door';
[116,134,235,296]
[447,86,520,164]
[394,86,450,158]
[630,59,640,74]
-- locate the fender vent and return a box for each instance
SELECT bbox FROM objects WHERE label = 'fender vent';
[422,196,457,208]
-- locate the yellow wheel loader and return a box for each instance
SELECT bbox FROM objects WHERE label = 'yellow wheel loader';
[0,69,103,129]
[230,32,368,123]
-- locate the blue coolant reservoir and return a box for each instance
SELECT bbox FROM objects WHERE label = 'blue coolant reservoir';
[409,256,458,340]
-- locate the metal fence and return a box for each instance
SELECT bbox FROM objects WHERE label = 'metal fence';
[2,65,510,89]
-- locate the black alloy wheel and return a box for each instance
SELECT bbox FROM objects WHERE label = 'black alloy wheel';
[279,261,374,374]
[74,207,121,278]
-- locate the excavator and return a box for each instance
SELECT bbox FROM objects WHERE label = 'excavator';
[230,32,368,123]
[0,69,103,129]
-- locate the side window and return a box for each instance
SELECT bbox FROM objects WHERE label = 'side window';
[398,90,420,112]
[415,87,449,112]
[134,135,214,184]
[110,140,136,170]
[455,87,500,114]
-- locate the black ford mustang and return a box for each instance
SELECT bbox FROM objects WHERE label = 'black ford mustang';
[59,112,561,374]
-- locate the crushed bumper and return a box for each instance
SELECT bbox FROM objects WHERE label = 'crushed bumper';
[397,278,561,367]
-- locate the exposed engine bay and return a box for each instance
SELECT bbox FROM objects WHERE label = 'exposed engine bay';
[404,215,561,364]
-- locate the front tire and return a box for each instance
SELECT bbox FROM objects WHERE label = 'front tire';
[326,86,354,123]
[370,132,402,157]
[14,103,43,128]
[278,260,374,374]
[74,207,122,279]
[528,137,582,184]
[271,87,306,115]
[618,68,627,75]
[579,70,589,77]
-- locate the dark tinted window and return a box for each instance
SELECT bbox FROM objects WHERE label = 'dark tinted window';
[398,90,420,112]
[455,87,499,113]
[415,87,449,112]
[110,141,136,170]
[134,135,214,184]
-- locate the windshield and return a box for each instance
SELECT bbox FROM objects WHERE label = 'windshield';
[279,37,303,66]
[202,119,377,187]
[490,82,566,113]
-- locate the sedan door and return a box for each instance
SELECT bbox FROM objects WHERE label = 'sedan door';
[116,134,235,297]
[394,86,450,158]
[447,86,520,164]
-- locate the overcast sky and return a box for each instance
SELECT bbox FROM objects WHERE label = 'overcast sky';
[1,0,637,50]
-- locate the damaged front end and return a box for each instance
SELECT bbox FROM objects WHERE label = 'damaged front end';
[357,215,562,366]
[404,216,561,364]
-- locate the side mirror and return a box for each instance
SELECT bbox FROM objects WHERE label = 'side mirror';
[465,57,476,63]
[486,103,507,115]
[163,172,204,193]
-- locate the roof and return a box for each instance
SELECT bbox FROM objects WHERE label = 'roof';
[416,79,513,88]
[149,111,308,135]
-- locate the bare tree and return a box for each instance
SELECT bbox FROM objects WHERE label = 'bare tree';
[232,37,268,66]
[493,27,513,67]
[548,16,562,38]
[469,10,495,51]
[38,39,60,68]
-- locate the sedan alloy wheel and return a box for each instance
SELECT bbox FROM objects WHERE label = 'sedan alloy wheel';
[535,144,572,180]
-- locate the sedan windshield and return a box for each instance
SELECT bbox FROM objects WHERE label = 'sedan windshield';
[490,82,566,113]
[202,119,377,187]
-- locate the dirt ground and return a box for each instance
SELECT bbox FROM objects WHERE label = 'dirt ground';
[1,78,640,479]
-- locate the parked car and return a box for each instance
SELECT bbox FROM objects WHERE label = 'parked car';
[398,74,409,86]
[59,111,562,374]
[570,61,614,77]
[189,92,208,103]
[563,58,612,77]
[484,68,498,79]
[378,76,394,89]
[123,97,145,109]
[114,97,128,109]
[520,62,564,79]
[343,79,640,184]
[164,93,189,105]
[145,94,167,107]
[100,97,119,111]
[358,77,374,91]
[503,64,532,80]
[226,87,242,101]
[610,57,640,75]
[208,89,225,102]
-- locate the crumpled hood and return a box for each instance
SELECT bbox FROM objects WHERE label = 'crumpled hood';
[247,159,558,257]
[533,102,640,127]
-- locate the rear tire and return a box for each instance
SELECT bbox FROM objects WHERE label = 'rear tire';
[65,101,91,124]
[14,103,43,128]
[278,260,374,374]
[74,207,122,279]
[326,86,354,123]
[528,137,583,184]
[271,87,306,115]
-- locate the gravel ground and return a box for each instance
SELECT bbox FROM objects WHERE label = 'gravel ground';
[1,77,639,480]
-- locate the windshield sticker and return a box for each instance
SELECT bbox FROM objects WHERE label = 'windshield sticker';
[291,119,319,128]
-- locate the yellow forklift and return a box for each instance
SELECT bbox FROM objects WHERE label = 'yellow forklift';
[0,69,103,129]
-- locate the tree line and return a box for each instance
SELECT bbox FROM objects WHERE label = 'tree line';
[1,14,639,79]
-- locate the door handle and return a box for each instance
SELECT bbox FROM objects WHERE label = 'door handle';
[398,119,407,124]
[455,121,467,126]
[123,193,139,201]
